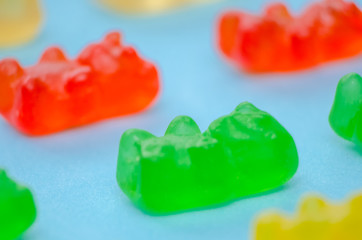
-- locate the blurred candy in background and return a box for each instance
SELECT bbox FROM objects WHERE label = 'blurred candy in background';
[217,0,362,73]
[99,0,217,14]
[0,0,42,47]
[254,193,362,240]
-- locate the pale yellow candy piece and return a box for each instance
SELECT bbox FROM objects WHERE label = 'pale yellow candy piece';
[0,0,42,47]
[254,193,362,240]
[99,0,216,14]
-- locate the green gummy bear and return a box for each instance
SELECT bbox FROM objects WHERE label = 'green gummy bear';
[0,169,37,240]
[329,73,362,144]
[116,102,299,214]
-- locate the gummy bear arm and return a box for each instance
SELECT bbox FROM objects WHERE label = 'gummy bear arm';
[165,116,201,136]
[0,59,24,113]
[116,129,155,201]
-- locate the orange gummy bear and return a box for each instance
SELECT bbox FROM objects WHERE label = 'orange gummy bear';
[217,0,362,72]
[0,32,160,136]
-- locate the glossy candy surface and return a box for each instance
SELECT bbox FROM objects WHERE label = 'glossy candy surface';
[0,32,160,135]
[100,0,214,14]
[329,73,362,144]
[117,102,298,214]
[217,0,362,72]
[254,193,362,240]
[0,0,42,47]
[0,169,36,240]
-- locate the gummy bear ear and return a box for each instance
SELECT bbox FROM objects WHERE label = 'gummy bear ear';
[264,3,291,19]
[0,59,24,77]
[218,12,240,58]
[119,129,155,158]
[104,32,122,46]
[234,102,259,113]
[165,116,201,136]
[298,195,328,216]
[39,47,67,63]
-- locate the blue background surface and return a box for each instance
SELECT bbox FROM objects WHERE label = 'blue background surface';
[1,0,362,239]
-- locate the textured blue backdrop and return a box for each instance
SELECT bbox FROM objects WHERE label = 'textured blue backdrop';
[1,0,362,239]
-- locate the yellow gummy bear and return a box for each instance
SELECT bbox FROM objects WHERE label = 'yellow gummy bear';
[99,0,216,14]
[0,0,42,47]
[254,193,362,240]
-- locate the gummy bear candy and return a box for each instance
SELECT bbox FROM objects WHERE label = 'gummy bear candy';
[100,0,213,14]
[217,0,362,72]
[254,193,362,240]
[0,32,160,136]
[0,0,42,47]
[117,102,298,214]
[0,169,36,240]
[329,73,362,144]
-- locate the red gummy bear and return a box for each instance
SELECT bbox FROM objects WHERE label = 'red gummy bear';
[0,32,160,135]
[217,0,362,72]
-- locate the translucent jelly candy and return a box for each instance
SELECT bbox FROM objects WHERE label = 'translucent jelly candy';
[0,169,36,240]
[217,0,362,72]
[0,32,160,135]
[99,0,213,14]
[0,0,42,47]
[329,73,362,144]
[117,102,298,214]
[254,193,362,240]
